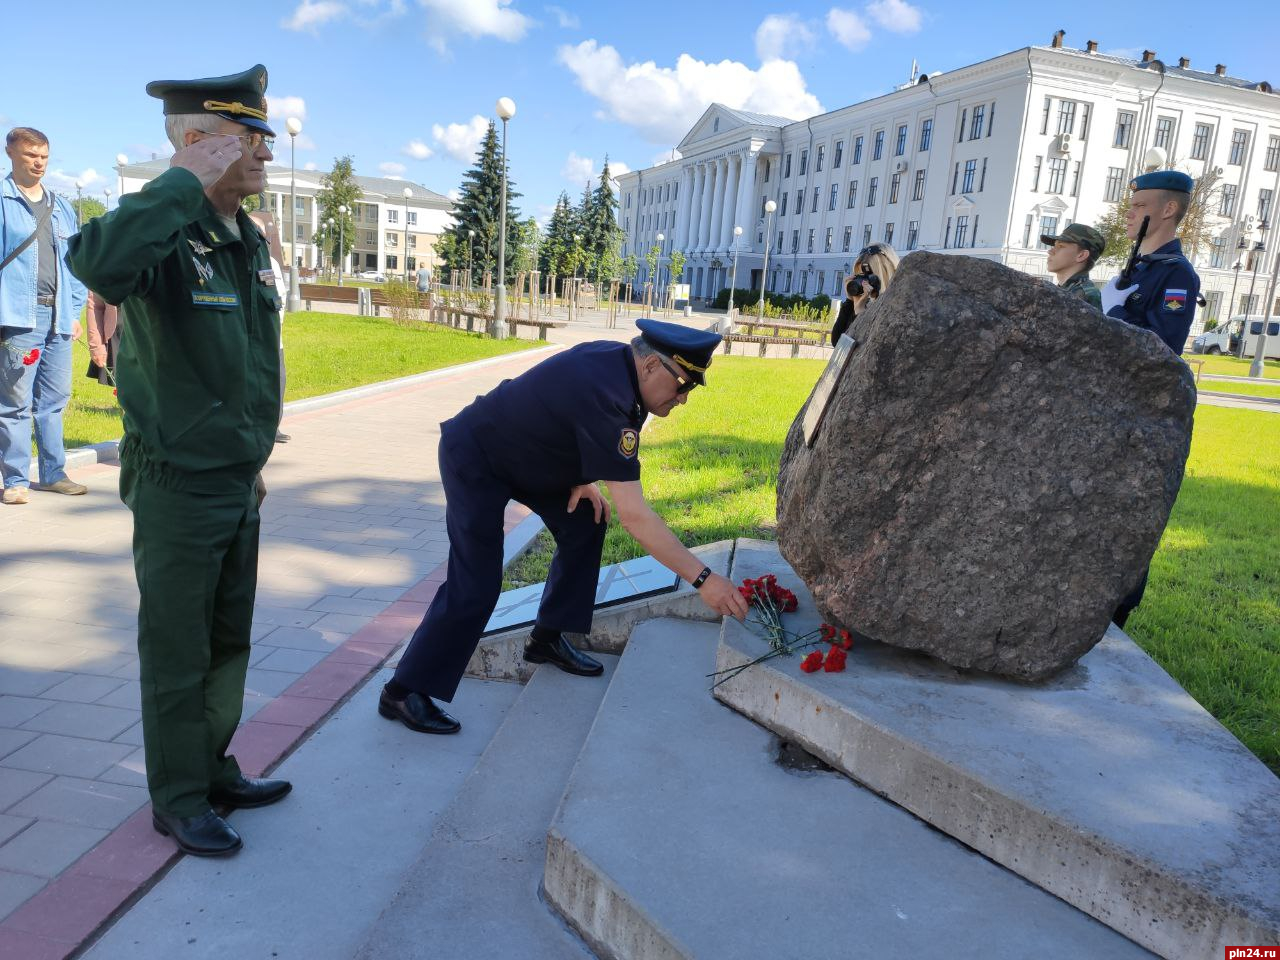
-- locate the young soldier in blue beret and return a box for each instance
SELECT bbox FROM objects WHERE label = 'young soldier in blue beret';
[380,319,750,734]
[67,65,290,857]
[1099,171,1201,355]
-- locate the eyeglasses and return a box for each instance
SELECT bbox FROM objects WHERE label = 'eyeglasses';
[658,358,697,394]
[195,130,276,152]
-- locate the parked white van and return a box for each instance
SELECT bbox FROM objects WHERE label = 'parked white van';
[1191,316,1280,360]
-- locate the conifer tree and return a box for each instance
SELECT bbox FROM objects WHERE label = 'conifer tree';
[540,192,576,280]
[440,121,521,282]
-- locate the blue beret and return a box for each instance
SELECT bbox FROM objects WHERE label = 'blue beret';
[1131,170,1193,194]
[636,318,722,386]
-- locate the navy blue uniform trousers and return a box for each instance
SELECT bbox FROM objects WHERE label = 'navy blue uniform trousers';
[393,426,607,703]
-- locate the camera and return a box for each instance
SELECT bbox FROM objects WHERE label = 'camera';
[845,264,881,299]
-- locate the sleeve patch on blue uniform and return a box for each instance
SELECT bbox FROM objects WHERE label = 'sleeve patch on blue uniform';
[1162,289,1187,312]
[618,428,639,458]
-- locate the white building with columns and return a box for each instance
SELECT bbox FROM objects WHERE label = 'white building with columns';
[616,34,1280,330]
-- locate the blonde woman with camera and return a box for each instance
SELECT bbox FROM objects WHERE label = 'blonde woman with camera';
[831,243,901,345]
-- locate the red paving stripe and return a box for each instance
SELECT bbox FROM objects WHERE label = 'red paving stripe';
[0,490,538,953]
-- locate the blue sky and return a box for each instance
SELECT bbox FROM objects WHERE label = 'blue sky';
[2,0,1273,223]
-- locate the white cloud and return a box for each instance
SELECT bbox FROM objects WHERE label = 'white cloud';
[431,114,489,163]
[606,160,631,178]
[402,139,434,159]
[558,40,822,144]
[826,8,871,50]
[535,203,557,229]
[46,167,104,195]
[282,0,348,31]
[755,14,814,62]
[380,161,408,176]
[562,151,595,186]
[653,148,682,167]
[304,161,319,171]
[416,0,532,53]
[447,188,462,202]
[546,4,579,28]
[866,0,921,34]
[292,133,317,151]
[267,95,308,122]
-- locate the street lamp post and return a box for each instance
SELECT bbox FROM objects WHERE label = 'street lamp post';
[337,204,347,286]
[728,225,743,315]
[758,199,777,323]
[1245,222,1269,375]
[655,233,665,311]
[467,230,476,290]
[326,217,335,280]
[286,117,303,312]
[103,188,112,213]
[401,187,412,281]
[493,97,516,339]
[1251,229,1278,379]
[115,153,128,205]
[75,181,83,225]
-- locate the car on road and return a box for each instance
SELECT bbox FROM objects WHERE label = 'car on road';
[1192,316,1280,359]
[355,270,386,283]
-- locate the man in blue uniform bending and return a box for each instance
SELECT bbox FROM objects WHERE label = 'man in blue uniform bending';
[379,319,751,734]
[1100,170,1200,356]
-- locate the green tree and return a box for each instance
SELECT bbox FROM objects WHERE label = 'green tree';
[513,216,540,275]
[581,158,623,284]
[668,250,686,288]
[441,121,522,284]
[71,197,106,223]
[315,156,361,271]
[539,193,576,282]
[1095,192,1132,269]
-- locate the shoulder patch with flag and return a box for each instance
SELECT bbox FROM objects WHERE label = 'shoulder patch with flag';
[618,428,639,458]
[1162,289,1188,312]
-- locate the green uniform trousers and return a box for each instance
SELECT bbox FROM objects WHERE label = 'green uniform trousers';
[121,462,260,818]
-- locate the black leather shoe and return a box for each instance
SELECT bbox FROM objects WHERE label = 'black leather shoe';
[275,431,291,443]
[152,808,242,857]
[524,634,604,677]
[378,687,461,734]
[210,776,292,809]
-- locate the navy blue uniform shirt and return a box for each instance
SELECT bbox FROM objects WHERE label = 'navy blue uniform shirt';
[448,341,646,495]
[1106,238,1200,355]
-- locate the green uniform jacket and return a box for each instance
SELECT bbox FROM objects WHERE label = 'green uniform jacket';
[68,168,281,492]
[1061,270,1102,311]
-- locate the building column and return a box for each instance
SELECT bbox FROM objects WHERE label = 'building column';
[687,164,706,256]
[732,151,759,253]
[675,166,695,250]
[705,159,726,254]
[718,154,741,253]
[694,161,714,253]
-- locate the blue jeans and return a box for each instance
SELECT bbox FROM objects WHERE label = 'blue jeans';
[1,305,73,488]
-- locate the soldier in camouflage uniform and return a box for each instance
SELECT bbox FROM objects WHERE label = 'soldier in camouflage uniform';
[1042,223,1105,311]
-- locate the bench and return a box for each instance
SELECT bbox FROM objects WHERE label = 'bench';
[508,316,567,340]
[721,331,831,358]
[1183,357,1204,383]
[299,283,359,310]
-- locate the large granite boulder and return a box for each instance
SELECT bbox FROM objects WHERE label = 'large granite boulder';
[777,251,1196,680]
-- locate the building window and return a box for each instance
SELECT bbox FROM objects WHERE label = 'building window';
[1078,104,1089,140]
[961,159,976,194]
[364,231,375,244]
[1041,96,1051,135]
[970,104,985,140]
[807,229,815,253]
[1229,129,1249,165]
[777,230,784,251]
[1114,111,1135,148]
[863,225,872,248]
[780,193,788,217]
[1209,237,1228,269]
[895,124,908,156]
[1057,100,1076,136]
[816,144,825,172]
[1191,123,1212,160]
[386,232,399,247]
[1220,183,1237,216]
[799,149,809,175]
[824,227,833,252]
[794,191,803,215]
[386,254,397,270]
[954,215,969,248]
[847,180,858,208]
[1039,215,1058,245]
[979,158,988,192]
[867,177,878,206]
[883,222,894,245]
[1070,162,1080,197]
[842,225,853,252]
[833,140,844,169]
[919,119,933,152]
[958,109,967,142]
[295,197,306,215]
[987,102,995,137]
[791,230,799,253]
[1105,166,1125,203]
[971,214,979,247]
[1023,215,1033,248]
[943,217,951,248]
[811,187,819,213]
[1266,135,1280,171]
[873,130,884,161]
[626,194,632,208]
[951,162,959,195]
[763,160,771,183]
[1154,117,1174,150]
[888,173,901,204]
[853,136,863,165]
[906,220,919,250]
[1032,155,1043,192]
[784,153,792,178]
[829,183,839,210]
[388,208,398,224]
[912,169,925,201]
[799,271,808,295]
[1047,158,1067,194]
[296,224,304,240]
[1260,188,1274,223]
[407,211,417,226]
[784,270,792,293]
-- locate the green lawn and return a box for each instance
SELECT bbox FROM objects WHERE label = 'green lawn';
[1192,354,1280,379]
[59,311,540,448]
[1198,379,1280,400]
[509,355,1280,774]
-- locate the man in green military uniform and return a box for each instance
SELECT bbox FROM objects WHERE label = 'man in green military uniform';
[68,65,291,857]
[1042,223,1105,310]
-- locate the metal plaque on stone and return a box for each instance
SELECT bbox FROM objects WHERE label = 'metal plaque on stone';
[803,334,858,447]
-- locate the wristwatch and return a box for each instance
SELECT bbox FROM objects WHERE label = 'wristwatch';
[691,566,712,589]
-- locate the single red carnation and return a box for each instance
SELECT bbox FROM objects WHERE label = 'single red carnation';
[800,651,824,673]
[819,623,835,640]
[22,348,40,366]
[781,596,798,613]
[838,629,853,650]
[763,574,777,586]
[823,646,847,672]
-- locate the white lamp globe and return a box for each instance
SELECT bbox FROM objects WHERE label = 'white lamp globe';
[765,199,777,213]
[285,117,303,136]
[496,98,517,121]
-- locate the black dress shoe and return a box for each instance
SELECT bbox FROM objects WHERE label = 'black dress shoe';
[524,634,604,677]
[152,808,242,857]
[275,431,291,443]
[378,686,461,734]
[210,776,293,809]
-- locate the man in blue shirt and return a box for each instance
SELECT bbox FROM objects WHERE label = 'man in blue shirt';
[380,319,750,734]
[1100,170,1200,356]
[1,127,89,504]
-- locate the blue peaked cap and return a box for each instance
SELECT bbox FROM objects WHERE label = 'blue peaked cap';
[636,318,722,386]
[1131,170,1193,194]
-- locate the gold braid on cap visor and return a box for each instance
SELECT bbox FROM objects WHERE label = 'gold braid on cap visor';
[203,99,268,122]
[672,353,707,373]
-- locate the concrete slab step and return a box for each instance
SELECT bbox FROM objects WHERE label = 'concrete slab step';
[82,671,523,960]
[714,539,1280,960]
[354,660,616,960]
[545,617,1151,960]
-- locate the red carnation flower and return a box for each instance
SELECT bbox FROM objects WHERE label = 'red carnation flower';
[21,348,40,366]
[800,651,824,673]
[819,623,836,640]
[823,646,847,672]
[838,629,853,650]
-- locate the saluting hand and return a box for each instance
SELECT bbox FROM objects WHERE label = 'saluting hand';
[171,135,242,190]
[567,483,611,524]
[698,572,750,621]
